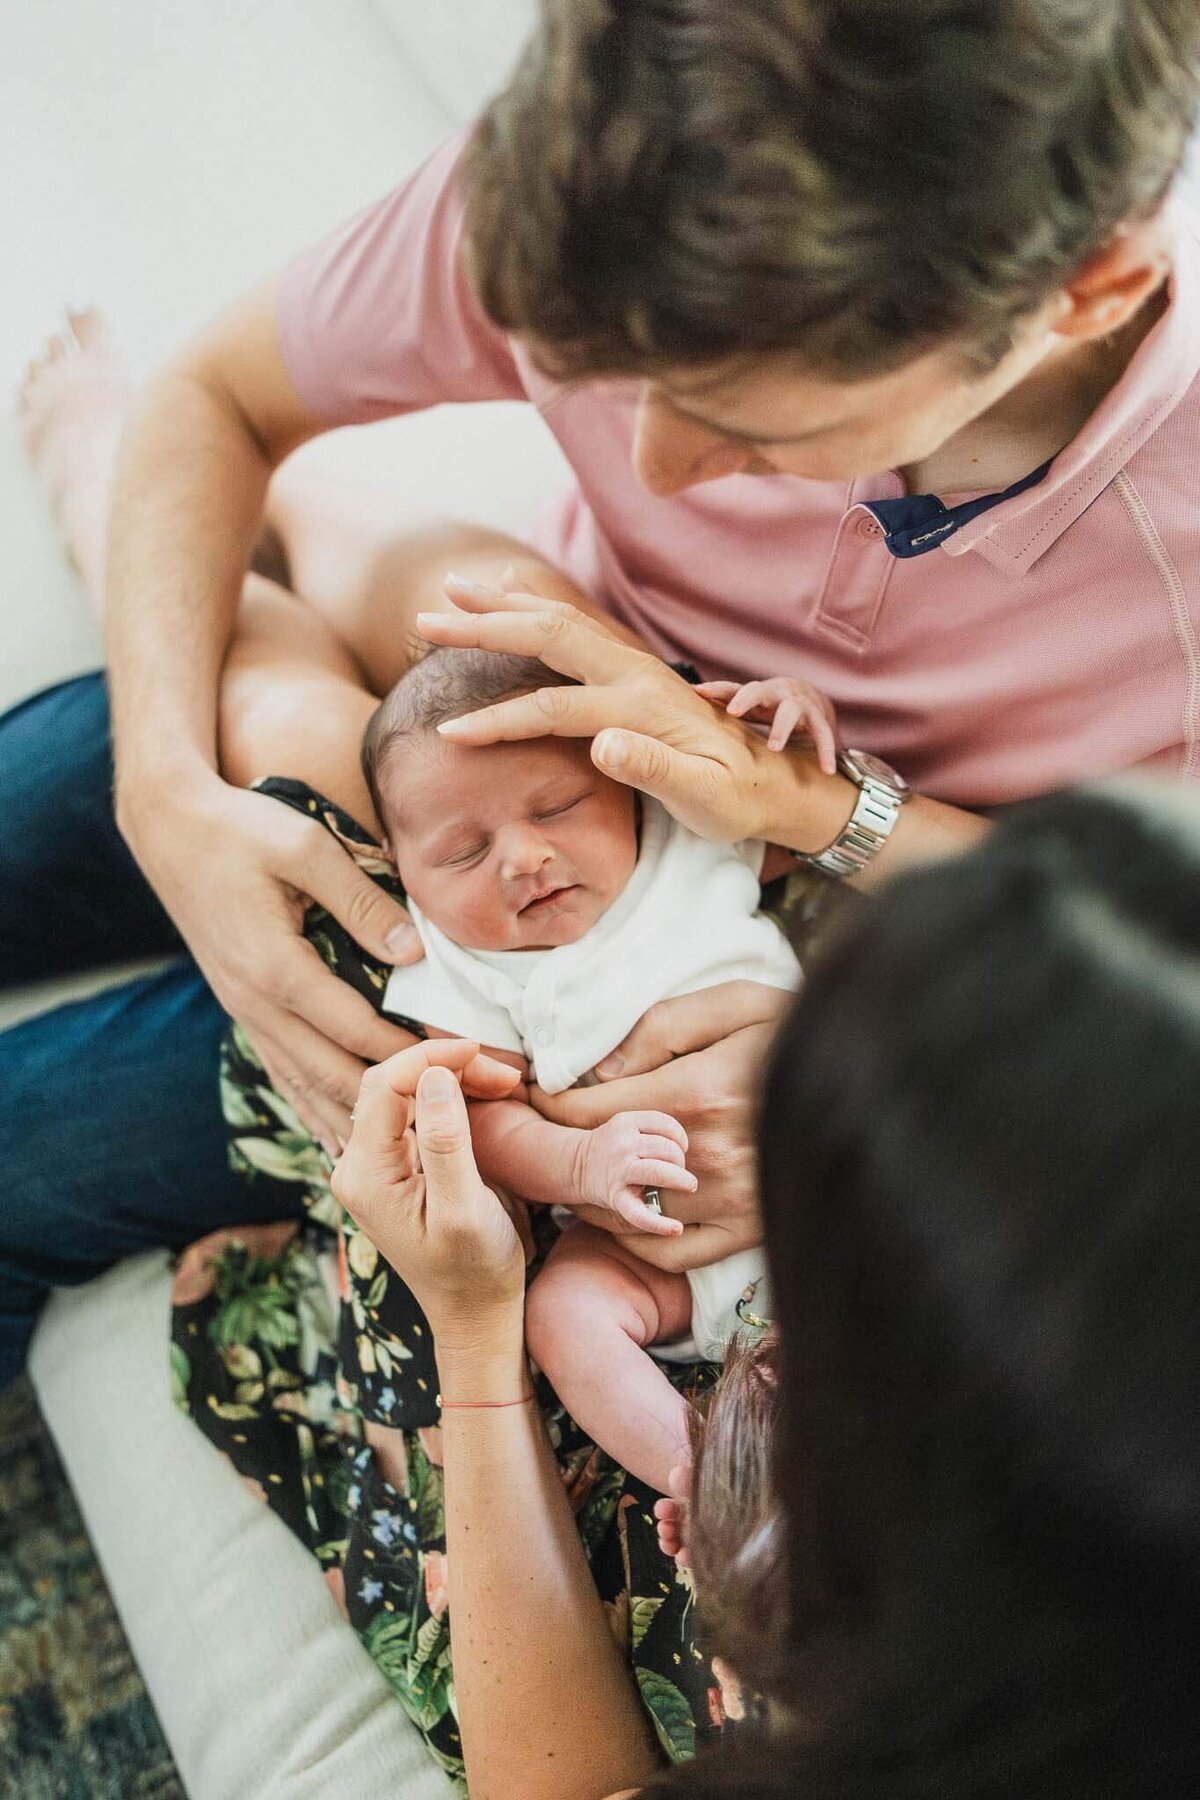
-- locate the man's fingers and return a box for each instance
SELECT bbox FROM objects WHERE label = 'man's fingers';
[299,828,423,965]
[247,1029,348,1157]
[253,1006,379,1122]
[693,680,738,703]
[445,576,576,618]
[591,728,709,812]
[417,601,640,689]
[595,984,789,1080]
[434,682,644,748]
[272,938,422,1066]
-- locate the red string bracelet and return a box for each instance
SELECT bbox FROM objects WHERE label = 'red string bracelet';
[437,1392,537,1410]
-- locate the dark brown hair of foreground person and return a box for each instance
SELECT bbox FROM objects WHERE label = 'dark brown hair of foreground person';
[643,784,1200,1795]
[465,0,1200,379]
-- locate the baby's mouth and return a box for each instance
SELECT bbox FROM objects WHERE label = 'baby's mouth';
[519,882,576,915]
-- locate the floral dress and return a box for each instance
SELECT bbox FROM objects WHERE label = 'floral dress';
[170,777,818,1792]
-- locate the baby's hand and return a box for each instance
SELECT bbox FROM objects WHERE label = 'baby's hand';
[575,1111,693,1237]
[696,675,839,774]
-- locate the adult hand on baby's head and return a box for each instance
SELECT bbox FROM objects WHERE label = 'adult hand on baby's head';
[419,580,816,845]
[331,1038,527,1350]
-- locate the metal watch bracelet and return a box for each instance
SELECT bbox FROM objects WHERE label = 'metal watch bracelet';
[797,749,911,880]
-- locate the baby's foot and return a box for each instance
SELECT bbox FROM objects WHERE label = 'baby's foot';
[653,1459,692,1569]
[17,307,134,607]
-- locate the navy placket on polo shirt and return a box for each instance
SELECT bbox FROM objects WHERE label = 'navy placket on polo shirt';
[860,458,1054,558]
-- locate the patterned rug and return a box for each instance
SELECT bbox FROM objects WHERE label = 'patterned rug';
[0,1378,183,1798]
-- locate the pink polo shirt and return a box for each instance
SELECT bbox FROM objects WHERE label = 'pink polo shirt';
[279,131,1200,808]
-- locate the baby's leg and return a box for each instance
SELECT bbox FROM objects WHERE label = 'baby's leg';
[525,1222,696,1494]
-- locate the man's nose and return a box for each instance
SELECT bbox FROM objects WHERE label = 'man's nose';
[631,391,756,496]
[498,824,554,883]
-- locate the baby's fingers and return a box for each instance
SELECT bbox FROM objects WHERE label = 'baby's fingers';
[630,1159,698,1195]
[694,680,739,704]
[612,1188,686,1236]
[629,1111,689,1153]
[807,705,840,776]
[634,1133,688,1170]
[766,697,803,752]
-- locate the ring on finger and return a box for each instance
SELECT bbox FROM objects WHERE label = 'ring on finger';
[643,1187,662,1214]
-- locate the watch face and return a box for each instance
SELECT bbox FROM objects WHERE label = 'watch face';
[842,749,911,795]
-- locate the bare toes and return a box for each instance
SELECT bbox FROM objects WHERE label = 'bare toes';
[66,305,107,348]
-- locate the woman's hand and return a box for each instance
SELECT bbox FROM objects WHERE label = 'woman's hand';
[331,1038,527,1351]
[420,579,821,845]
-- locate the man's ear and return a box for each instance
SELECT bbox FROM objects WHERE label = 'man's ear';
[1053,211,1173,342]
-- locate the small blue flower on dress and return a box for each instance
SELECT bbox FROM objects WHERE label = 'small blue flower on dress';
[370,1509,403,1548]
[377,1385,398,1415]
[358,1576,385,1605]
[346,1483,362,1511]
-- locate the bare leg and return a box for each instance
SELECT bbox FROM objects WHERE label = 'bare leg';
[18,309,132,609]
[18,309,609,822]
[262,457,640,696]
[525,1223,696,1494]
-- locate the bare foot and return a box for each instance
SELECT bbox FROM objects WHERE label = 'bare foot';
[17,307,134,612]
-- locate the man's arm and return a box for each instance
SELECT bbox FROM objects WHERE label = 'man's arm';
[106,278,319,807]
[104,280,420,1154]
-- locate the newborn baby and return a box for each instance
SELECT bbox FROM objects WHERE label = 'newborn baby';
[366,647,805,1493]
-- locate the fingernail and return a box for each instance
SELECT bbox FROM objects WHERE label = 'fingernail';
[420,1064,458,1098]
[435,716,469,736]
[384,922,413,956]
[595,730,627,770]
[595,1050,625,1078]
[320,1135,339,1159]
[445,573,490,596]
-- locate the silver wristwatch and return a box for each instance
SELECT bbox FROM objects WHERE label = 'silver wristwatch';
[798,749,911,879]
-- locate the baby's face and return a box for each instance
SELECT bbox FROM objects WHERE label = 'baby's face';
[380,732,639,950]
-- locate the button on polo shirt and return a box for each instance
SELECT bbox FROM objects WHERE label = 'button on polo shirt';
[280,132,1200,807]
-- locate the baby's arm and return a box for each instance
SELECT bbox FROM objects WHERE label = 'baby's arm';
[696,675,839,773]
[469,1100,692,1238]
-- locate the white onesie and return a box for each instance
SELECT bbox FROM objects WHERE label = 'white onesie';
[382,798,799,1360]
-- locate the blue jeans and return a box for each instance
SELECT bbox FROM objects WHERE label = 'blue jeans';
[0,672,303,1389]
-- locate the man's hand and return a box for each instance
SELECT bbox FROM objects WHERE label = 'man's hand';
[534,983,789,1250]
[122,771,424,1155]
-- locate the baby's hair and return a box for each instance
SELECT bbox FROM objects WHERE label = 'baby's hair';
[361,645,578,832]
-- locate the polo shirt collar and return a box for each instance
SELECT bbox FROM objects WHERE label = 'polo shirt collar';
[943,203,1200,574]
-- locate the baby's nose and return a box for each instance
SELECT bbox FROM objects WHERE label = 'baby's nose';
[498,825,554,882]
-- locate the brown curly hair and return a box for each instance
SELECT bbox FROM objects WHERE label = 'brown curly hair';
[463,0,1200,380]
